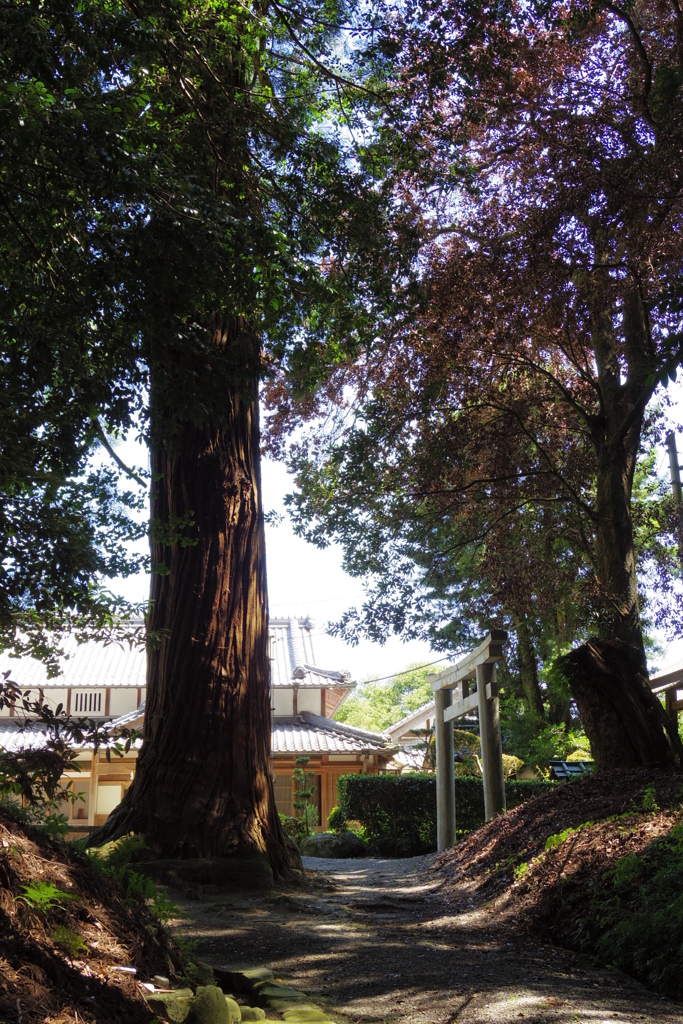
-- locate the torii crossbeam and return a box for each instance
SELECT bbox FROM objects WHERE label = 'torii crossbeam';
[430,630,508,851]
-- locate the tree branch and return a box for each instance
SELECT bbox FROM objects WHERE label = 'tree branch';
[95,422,148,488]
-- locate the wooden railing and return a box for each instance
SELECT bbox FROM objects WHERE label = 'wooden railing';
[650,667,683,724]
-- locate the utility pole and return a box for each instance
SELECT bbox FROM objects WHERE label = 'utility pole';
[666,431,683,570]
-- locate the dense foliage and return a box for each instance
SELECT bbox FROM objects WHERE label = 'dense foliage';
[0,0,409,661]
[335,665,434,731]
[337,774,553,856]
[267,0,683,764]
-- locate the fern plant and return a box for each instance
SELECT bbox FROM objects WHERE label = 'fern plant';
[53,925,88,957]
[15,881,78,912]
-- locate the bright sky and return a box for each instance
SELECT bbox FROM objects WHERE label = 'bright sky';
[108,379,683,684]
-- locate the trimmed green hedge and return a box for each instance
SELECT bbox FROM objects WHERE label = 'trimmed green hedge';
[337,774,553,857]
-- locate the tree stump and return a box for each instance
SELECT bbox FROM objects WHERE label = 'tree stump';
[561,639,683,770]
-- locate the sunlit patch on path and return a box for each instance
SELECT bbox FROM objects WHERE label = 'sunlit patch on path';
[167,855,683,1024]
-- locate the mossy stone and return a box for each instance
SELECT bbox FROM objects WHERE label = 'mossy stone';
[255,984,306,1002]
[282,1018,336,1024]
[226,996,241,1021]
[265,999,312,1013]
[214,967,275,995]
[192,961,216,986]
[145,988,195,1023]
[282,1010,332,1021]
[186,985,231,1024]
[240,1008,266,1020]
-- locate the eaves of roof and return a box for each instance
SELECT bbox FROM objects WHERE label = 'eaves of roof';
[272,712,396,756]
[383,700,436,739]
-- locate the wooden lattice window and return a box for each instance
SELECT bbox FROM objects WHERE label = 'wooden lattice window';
[73,690,104,714]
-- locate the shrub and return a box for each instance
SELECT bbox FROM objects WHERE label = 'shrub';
[337,774,553,856]
[327,805,348,833]
[278,813,308,846]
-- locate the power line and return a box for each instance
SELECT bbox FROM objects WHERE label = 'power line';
[270,594,367,606]
[361,655,452,685]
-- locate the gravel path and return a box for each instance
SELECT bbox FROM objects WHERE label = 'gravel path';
[169,855,683,1024]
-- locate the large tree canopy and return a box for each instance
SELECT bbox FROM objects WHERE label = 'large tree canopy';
[1,0,413,867]
[0,0,406,651]
[268,0,683,767]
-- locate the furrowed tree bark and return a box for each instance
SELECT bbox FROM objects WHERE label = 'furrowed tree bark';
[88,319,299,879]
[572,440,683,767]
[563,283,683,769]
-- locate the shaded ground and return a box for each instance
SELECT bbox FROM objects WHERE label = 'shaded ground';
[0,810,182,1024]
[169,848,683,1024]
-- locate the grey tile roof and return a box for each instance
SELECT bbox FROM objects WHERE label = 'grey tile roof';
[272,712,393,755]
[1,707,390,758]
[0,722,51,752]
[0,633,147,689]
[0,618,355,691]
[108,701,146,729]
[0,710,146,752]
[269,618,353,689]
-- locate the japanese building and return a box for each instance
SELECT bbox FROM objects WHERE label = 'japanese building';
[0,617,394,833]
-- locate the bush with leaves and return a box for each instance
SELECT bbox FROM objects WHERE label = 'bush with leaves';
[338,774,553,856]
[278,814,309,847]
[326,806,348,833]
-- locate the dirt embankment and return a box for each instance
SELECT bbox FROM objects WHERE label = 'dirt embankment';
[0,809,182,1024]
[434,767,683,999]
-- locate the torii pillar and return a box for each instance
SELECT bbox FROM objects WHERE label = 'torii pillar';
[432,630,507,851]
[435,687,456,850]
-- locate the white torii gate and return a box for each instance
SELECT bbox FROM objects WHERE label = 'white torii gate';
[431,630,508,851]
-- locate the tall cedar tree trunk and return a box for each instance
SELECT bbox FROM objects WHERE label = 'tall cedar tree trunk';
[89,320,298,877]
[565,286,683,768]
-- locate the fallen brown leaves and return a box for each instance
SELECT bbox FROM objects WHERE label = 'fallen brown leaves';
[0,809,183,1024]
[434,766,683,942]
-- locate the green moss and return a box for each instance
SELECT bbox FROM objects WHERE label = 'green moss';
[186,986,231,1024]
[564,822,683,1000]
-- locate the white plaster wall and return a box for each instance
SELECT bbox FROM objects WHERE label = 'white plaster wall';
[272,689,294,716]
[70,781,90,821]
[97,784,123,815]
[297,688,321,715]
[42,688,69,713]
[109,688,139,717]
